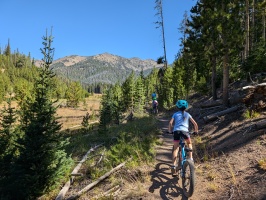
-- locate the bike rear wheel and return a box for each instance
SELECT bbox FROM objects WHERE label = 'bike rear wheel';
[182,159,195,197]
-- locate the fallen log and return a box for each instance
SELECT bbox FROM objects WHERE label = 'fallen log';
[242,85,256,90]
[203,106,239,123]
[242,82,266,91]
[70,173,83,177]
[66,161,126,200]
[255,120,266,130]
[200,100,223,108]
[55,144,103,200]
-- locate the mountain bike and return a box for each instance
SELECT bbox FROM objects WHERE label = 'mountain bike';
[152,105,158,114]
[170,131,196,198]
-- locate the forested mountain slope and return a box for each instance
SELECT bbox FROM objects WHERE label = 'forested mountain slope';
[36,53,163,85]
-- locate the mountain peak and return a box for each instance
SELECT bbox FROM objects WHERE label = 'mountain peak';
[53,55,87,66]
[36,53,163,85]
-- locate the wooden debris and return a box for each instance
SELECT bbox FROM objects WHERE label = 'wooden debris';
[241,82,266,111]
[66,161,126,200]
[55,144,103,200]
[92,185,121,199]
[200,100,223,108]
[70,173,83,177]
[242,86,256,90]
[203,106,239,123]
[255,120,266,130]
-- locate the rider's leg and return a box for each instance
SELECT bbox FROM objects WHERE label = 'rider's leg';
[186,138,193,159]
[172,141,179,166]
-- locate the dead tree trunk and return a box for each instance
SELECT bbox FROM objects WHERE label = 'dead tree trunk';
[200,100,223,108]
[255,120,266,130]
[55,144,103,200]
[66,161,126,200]
[203,106,239,123]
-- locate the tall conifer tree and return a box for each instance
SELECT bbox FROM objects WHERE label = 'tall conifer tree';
[0,97,18,197]
[10,29,72,199]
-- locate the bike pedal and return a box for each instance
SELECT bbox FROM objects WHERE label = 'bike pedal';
[172,173,178,177]
[171,166,176,175]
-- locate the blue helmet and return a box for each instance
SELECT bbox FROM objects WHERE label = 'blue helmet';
[176,100,188,109]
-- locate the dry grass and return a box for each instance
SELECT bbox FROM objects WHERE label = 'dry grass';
[207,171,217,181]
[115,166,152,199]
[208,183,219,193]
[56,95,101,129]
[258,158,266,171]
[227,161,236,185]
[0,94,102,130]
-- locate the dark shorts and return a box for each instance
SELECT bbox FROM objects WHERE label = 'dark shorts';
[173,131,190,141]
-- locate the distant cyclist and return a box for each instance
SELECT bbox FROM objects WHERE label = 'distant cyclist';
[168,100,198,172]
[152,97,158,114]
[151,92,157,99]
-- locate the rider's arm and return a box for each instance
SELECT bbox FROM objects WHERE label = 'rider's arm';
[168,118,174,133]
[190,117,198,133]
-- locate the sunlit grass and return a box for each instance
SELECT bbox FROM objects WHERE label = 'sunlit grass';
[193,135,210,162]
[208,183,218,193]
[63,114,159,180]
[258,158,266,171]
[207,171,217,181]
[242,109,260,119]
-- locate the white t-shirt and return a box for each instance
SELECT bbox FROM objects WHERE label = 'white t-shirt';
[171,111,191,132]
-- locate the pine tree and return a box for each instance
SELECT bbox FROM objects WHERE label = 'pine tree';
[111,83,123,124]
[3,39,11,57]
[0,97,19,196]
[65,81,84,107]
[98,89,113,133]
[172,58,185,103]
[122,71,136,111]
[134,76,146,112]
[158,67,173,108]
[9,29,72,199]
[145,68,159,102]
[81,112,90,129]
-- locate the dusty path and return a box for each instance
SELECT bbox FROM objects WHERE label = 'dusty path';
[146,114,195,200]
[145,111,266,200]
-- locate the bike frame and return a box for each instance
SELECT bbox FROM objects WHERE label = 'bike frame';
[179,137,187,177]
[172,131,196,198]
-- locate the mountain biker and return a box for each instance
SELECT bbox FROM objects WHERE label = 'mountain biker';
[168,100,198,172]
[151,92,157,99]
[152,97,158,113]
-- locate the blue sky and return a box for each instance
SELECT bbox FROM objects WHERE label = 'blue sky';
[1,0,196,64]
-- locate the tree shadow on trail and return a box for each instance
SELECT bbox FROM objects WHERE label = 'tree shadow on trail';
[148,162,188,200]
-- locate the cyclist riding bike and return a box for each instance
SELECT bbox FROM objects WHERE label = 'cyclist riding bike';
[151,92,157,99]
[152,97,158,114]
[168,100,198,172]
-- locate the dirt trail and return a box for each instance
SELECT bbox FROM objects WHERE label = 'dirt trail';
[144,110,266,200]
[146,114,200,200]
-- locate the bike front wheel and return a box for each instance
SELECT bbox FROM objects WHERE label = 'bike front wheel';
[182,159,195,197]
